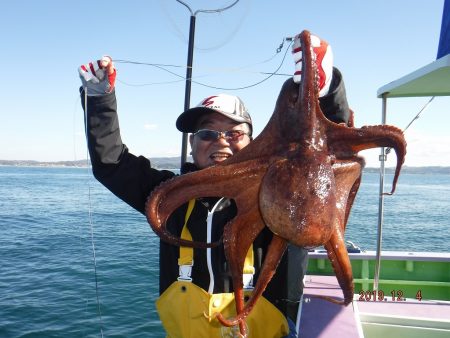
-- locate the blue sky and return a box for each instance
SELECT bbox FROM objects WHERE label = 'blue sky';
[1,0,448,167]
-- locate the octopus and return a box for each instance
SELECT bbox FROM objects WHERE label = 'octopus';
[146,30,406,337]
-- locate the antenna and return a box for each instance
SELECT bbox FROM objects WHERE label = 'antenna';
[175,0,241,168]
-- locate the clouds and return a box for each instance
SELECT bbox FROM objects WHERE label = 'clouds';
[403,130,450,166]
[360,130,450,168]
[143,123,158,131]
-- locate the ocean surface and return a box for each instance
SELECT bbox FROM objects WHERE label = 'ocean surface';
[0,166,449,337]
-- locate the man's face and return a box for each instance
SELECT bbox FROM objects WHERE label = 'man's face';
[189,112,251,169]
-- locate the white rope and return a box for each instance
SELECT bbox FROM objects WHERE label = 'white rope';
[207,197,225,294]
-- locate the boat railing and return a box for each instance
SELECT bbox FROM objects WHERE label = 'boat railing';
[307,250,450,302]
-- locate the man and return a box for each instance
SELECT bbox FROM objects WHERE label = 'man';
[79,33,349,337]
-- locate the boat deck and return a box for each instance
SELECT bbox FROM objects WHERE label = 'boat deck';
[298,275,450,338]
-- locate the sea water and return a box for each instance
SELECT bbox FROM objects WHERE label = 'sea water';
[0,166,449,337]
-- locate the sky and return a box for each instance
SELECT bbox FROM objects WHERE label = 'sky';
[0,0,448,168]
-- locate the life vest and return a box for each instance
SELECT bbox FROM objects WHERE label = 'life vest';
[156,199,289,338]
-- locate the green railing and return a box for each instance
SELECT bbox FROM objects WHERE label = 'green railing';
[307,251,450,301]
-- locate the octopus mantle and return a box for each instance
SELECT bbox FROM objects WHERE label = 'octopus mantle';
[146,30,406,337]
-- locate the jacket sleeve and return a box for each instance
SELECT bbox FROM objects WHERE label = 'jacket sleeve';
[80,88,175,215]
[319,67,350,124]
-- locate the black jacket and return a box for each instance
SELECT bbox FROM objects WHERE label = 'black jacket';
[81,68,350,321]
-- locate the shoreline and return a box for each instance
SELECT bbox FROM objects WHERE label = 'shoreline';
[1,162,450,175]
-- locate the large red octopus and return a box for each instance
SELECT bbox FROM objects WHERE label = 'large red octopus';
[146,30,406,337]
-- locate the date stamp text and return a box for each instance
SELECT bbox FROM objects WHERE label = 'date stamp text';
[358,289,423,302]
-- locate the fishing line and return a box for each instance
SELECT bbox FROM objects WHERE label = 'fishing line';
[162,0,247,52]
[190,0,250,52]
[385,96,435,156]
[83,88,105,338]
[114,59,290,88]
[190,39,293,91]
[116,77,186,87]
[73,93,94,336]
[402,96,435,133]
[114,38,293,91]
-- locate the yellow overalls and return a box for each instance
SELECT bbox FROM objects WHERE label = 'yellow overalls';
[156,199,289,338]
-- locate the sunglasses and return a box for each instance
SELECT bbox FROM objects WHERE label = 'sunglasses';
[193,129,249,142]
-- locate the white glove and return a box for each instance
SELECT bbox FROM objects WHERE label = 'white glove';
[292,33,333,97]
[78,56,116,95]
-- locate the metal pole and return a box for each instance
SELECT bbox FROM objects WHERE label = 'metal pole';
[180,14,196,167]
[374,94,388,291]
[176,0,240,169]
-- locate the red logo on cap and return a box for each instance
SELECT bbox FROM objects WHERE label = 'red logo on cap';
[202,96,218,107]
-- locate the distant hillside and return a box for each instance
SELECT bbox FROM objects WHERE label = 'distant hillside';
[0,157,185,170]
[0,159,90,167]
[363,166,450,175]
[1,159,449,174]
[148,157,186,169]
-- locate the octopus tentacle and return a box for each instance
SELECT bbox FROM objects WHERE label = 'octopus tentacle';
[323,223,354,305]
[332,159,365,232]
[145,159,268,248]
[309,160,364,305]
[216,235,288,327]
[215,210,267,336]
[343,175,363,229]
[329,125,406,194]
